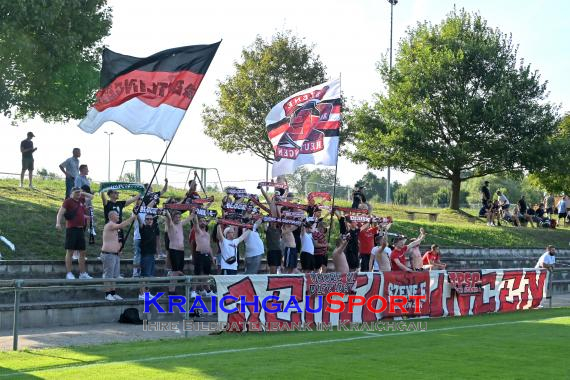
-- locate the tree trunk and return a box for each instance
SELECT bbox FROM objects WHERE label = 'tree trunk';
[450,172,461,210]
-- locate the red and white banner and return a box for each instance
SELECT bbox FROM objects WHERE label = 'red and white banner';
[266,78,341,177]
[214,269,549,331]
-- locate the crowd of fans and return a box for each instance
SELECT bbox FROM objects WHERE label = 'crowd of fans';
[479,181,568,228]
[51,148,453,301]
[15,139,558,302]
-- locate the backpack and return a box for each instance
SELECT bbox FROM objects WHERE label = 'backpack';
[119,307,143,325]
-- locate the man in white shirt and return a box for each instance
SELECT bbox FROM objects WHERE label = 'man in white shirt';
[243,219,264,274]
[370,235,391,272]
[535,245,556,271]
[217,223,254,275]
[300,223,316,273]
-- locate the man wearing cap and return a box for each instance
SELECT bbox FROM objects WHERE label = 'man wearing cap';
[390,228,426,273]
[217,223,254,275]
[55,187,94,280]
[59,148,81,199]
[20,132,37,188]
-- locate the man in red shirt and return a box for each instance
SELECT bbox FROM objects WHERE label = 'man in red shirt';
[358,224,378,272]
[56,187,94,280]
[390,228,426,272]
[422,244,446,270]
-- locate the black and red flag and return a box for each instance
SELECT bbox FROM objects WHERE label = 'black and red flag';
[79,42,220,140]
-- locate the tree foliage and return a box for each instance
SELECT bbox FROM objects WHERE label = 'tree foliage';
[202,31,327,162]
[0,0,112,121]
[346,8,558,209]
[286,167,339,196]
[354,171,401,203]
[527,114,570,193]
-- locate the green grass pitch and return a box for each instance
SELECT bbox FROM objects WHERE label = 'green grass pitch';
[1,307,569,379]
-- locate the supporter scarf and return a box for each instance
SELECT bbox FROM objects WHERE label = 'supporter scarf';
[99,182,145,194]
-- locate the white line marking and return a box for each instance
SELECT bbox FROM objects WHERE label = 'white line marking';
[0,317,561,377]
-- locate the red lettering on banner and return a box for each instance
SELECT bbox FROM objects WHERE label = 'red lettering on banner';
[384,271,430,317]
[359,273,382,322]
[223,277,260,331]
[473,272,497,314]
[429,273,445,317]
[526,270,547,308]
[265,276,304,329]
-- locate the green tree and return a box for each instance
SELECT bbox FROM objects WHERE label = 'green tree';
[0,1,112,121]
[287,167,339,195]
[354,171,401,202]
[347,8,558,210]
[528,114,570,193]
[202,31,327,162]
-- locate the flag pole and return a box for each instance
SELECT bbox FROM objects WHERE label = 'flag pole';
[119,136,175,252]
[327,74,342,245]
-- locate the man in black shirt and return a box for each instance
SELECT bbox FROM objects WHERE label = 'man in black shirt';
[352,186,366,209]
[480,181,491,207]
[20,132,37,188]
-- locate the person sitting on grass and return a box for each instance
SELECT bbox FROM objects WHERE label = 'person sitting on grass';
[101,211,136,301]
[422,244,447,270]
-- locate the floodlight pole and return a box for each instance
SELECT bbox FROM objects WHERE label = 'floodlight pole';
[386,0,397,204]
[104,131,114,181]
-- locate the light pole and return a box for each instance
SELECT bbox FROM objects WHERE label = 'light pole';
[104,131,114,181]
[386,0,397,204]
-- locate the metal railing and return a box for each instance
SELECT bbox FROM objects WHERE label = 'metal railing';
[0,275,215,351]
[1,268,567,351]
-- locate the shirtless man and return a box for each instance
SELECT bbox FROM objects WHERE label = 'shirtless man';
[369,234,390,272]
[409,228,427,271]
[101,211,136,300]
[192,210,216,296]
[282,224,299,273]
[333,237,350,274]
[164,210,192,295]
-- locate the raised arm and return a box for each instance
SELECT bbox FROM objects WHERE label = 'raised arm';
[101,191,108,206]
[55,206,65,229]
[408,230,426,249]
[124,194,140,207]
[111,214,137,230]
[159,179,169,196]
[216,223,224,242]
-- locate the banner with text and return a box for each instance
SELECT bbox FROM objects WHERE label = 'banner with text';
[214,269,549,332]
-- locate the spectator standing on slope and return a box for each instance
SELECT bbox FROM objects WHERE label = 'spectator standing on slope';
[59,148,81,199]
[20,132,36,188]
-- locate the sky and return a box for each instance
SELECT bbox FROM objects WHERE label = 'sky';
[1,0,568,192]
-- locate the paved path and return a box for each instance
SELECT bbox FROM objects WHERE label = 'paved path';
[0,320,212,351]
[1,293,569,351]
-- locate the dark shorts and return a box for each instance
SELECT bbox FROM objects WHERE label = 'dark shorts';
[314,255,328,268]
[546,207,554,214]
[65,227,86,251]
[284,247,298,269]
[359,254,371,272]
[267,250,282,267]
[346,250,359,270]
[221,269,237,275]
[300,251,315,271]
[501,204,510,210]
[140,254,155,277]
[558,212,567,219]
[169,249,185,272]
[22,157,34,171]
[194,252,212,275]
[164,232,170,251]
